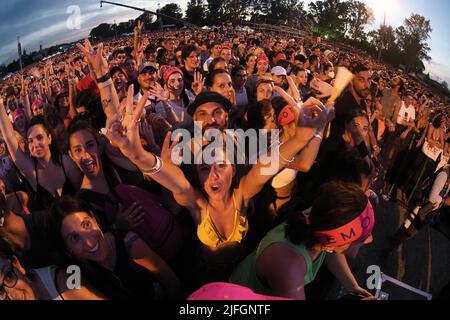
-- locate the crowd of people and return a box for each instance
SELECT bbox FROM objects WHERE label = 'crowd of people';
[0,22,449,300]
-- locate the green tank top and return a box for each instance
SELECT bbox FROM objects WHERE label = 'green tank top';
[229,222,327,296]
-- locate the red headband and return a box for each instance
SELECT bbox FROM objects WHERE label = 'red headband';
[256,55,269,64]
[163,66,183,85]
[278,105,295,126]
[313,200,375,247]
[31,99,42,109]
[13,108,25,121]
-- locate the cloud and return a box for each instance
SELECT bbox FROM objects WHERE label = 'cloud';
[0,3,144,65]
[424,60,450,85]
[0,0,164,65]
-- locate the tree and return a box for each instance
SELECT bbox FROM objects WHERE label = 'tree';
[396,14,432,73]
[308,0,348,39]
[159,3,184,28]
[206,0,226,26]
[343,0,374,41]
[248,0,307,27]
[186,0,207,26]
[90,23,114,40]
[368,25,396,52]
[443,81,448,90]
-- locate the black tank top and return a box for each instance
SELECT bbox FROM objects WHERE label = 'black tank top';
[81,231,158,300]
[26,155,75,211]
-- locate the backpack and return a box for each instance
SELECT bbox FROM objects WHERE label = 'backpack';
[104,184,187,261]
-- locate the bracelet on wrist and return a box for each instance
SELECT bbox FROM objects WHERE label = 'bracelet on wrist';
[313,133,323,141]
[97,79,113,89]
[313,129,323,141]
[142,155,164,180]
[96,73,111,84]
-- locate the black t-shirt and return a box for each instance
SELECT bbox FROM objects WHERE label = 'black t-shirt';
[19,210,68,269]
[330,89,366,137]
[181,67,195,94]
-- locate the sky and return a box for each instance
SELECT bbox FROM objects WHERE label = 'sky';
[0,0,449,84]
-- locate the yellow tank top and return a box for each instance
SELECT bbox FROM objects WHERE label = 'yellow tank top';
[197,193,249,248]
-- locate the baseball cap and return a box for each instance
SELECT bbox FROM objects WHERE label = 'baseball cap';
[271,66,287,77]
[187,91,232,116]
[188,282,291,300]
[138,62,158,74]
[324,50,334,58]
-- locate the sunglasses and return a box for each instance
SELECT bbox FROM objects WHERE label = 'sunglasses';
[0,264,19,300]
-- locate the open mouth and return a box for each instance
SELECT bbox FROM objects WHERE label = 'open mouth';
[87,241,100,254]
[210,184,222,193]
[82,159,96,172]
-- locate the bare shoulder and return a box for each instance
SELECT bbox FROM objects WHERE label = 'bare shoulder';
[257,242,307,274]
[256,242,307,298]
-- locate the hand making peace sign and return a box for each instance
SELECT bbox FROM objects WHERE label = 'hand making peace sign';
[104,84,148,158]
[76,39,109,81]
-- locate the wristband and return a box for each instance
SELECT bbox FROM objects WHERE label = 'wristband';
[96,73,111,84]
[97,79,113,89]
[313,129,323,141]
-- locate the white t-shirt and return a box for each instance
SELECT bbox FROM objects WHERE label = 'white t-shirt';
[203,57,214,72]
[30,266,63,300]
[397,101,416,126]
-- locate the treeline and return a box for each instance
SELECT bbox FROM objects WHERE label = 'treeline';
[0,0,435,82]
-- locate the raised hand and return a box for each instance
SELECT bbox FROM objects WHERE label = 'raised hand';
[161,131,182,166]
[76,39,108,81]
[286,75,301,102]
[296,103,335,131]
[192,71,205,96]
[310,78,334,98]
[134,20,144,37]
[29,67,42,81]
[149,82,169,102]
[105,84,147,158]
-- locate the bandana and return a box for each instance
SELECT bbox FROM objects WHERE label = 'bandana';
[278,105,295,126]
[313,200,375,247]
